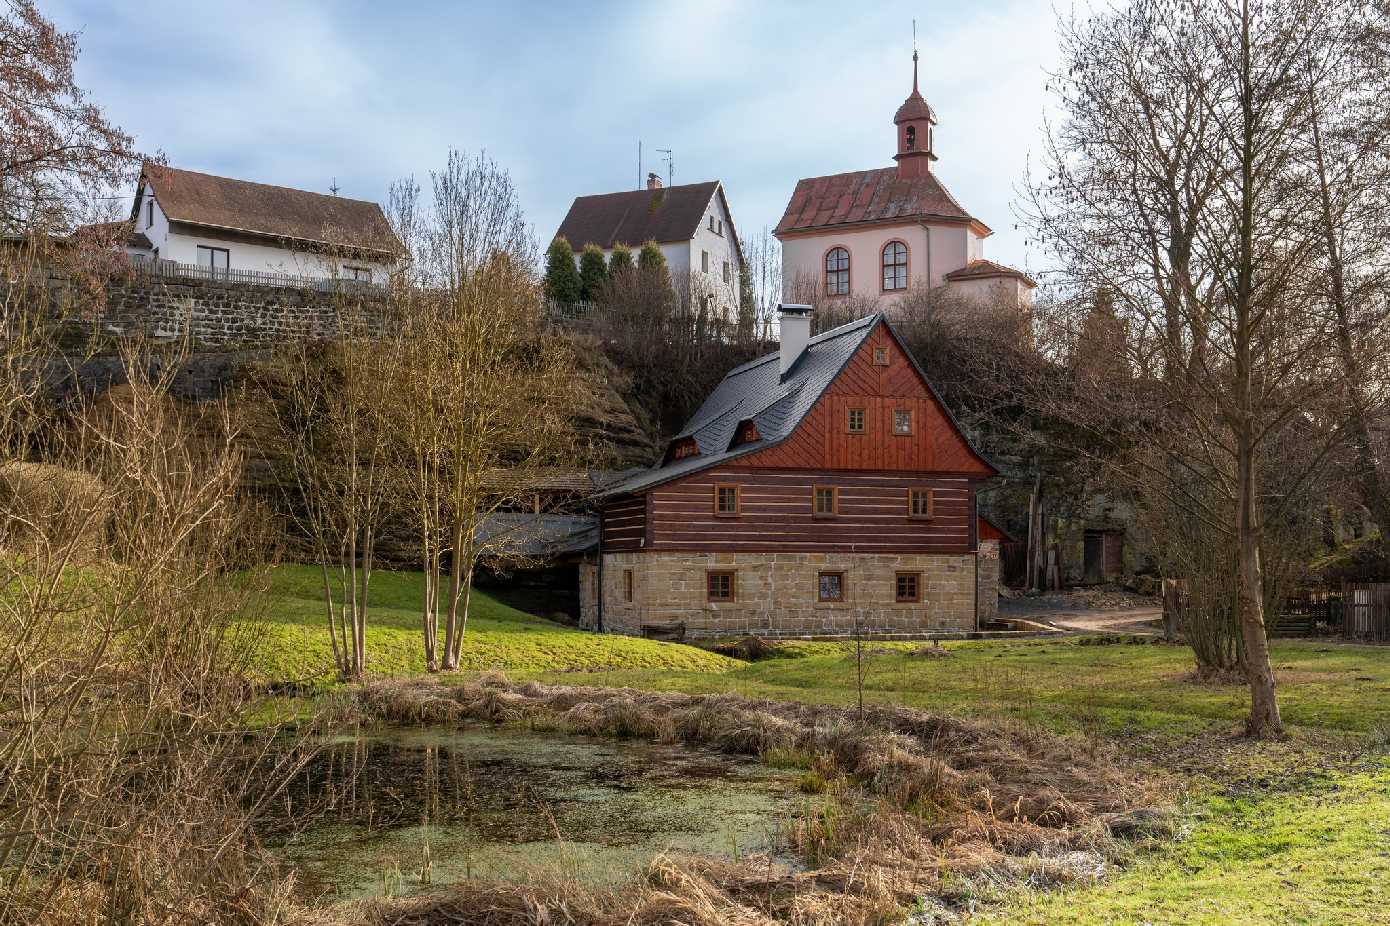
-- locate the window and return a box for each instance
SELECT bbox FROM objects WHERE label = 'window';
[908,488,934,519]
[873,346,890,366]
[895,571,922,603]
[723,260,731,284]
[671,438,699,461]
[905,125,917,151]
[146,200,154,228]
[623,569,634,603]
[893,408,914,435]
[702,250,710,273]
[824,247,849,295]
[343,266,372,282]
[813,486,838,517]
[714,483,741,516]
[817,571,845,602]
[196,246,229,275]
[846,408,865,434]
[882,241,908,291]
[709,215,724,236]
[707,570,736,602]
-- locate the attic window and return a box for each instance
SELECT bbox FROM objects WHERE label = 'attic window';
[146,200,154,228]
[893,408,914,435]
[873,346,889,366]
[847,408,865,434]
[671,438,699,461]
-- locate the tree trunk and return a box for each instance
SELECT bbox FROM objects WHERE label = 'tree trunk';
[442,521,466,671]
[1237,433,1281,737]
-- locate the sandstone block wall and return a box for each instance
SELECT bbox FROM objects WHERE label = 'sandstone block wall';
[599,550,980,638]
[977,539,1000,625]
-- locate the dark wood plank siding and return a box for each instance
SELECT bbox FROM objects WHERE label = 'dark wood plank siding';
[601,494,646,551]
[648,468,975,553]
[741,324,994,475]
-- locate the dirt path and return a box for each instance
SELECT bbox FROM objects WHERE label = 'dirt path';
[1035,607,1162,634]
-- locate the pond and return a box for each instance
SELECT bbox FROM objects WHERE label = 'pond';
[267,724,803,902]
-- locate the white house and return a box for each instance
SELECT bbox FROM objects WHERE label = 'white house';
[122,164,401,283]
[554,175,743,320]
[775,53,1035,310]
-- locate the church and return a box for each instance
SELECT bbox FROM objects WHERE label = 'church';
[775,53,1034,308]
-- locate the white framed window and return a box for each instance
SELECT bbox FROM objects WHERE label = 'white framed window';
[343,266,372,282]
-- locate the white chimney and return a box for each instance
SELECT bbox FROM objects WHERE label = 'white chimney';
[778,304,814,378]
[646,172,663,189]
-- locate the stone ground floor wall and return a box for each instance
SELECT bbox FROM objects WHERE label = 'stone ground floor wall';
[977,540,1000,625]
[599,550,983,638]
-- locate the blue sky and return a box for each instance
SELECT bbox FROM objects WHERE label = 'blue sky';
[49,0,1057,274]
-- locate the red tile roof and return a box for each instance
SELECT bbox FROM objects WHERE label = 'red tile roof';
[774,167,979,236]
[943,258,1036,288]
[136,164,401,255]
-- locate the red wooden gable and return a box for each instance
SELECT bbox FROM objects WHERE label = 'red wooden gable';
[740,320,995,476]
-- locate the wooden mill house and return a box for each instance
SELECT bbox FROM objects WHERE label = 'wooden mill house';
[589,305,1002,638]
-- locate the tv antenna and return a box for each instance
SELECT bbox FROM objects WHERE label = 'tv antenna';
[329,177,340,196]
[655,148,673,186]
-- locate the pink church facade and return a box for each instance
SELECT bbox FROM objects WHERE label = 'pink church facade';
[775,53,1034,310]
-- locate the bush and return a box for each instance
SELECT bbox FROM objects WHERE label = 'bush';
[544,236,581,303]
[579,243,608,301]
[608,243,633,276]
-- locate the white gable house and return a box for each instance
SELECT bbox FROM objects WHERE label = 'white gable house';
[123,164,401,284]
[554,175,743,321]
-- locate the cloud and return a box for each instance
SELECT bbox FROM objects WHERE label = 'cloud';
[48,0,1057,272]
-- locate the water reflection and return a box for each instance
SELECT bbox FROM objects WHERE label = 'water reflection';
[268,724,797,901]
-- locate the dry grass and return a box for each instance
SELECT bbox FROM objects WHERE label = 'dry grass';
[331,676,1171,925]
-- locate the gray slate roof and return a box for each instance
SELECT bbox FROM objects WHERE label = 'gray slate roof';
[601,314,881,497]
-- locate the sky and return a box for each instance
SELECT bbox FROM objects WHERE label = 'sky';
[47,0,1060,275]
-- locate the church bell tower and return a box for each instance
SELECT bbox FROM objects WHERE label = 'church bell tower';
[894,48,937,180]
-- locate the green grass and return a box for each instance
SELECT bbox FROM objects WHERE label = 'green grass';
[256,567,1390,923]
[249,564,737,685]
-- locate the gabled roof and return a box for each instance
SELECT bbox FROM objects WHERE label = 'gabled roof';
[601,313,996,498]
[774,167,984,236]
[555,181,722,251]
[134,163,401,256]
[944,258,1037,288]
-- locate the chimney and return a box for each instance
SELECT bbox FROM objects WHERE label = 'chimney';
[778,304,814,378]
[646,172,663,190]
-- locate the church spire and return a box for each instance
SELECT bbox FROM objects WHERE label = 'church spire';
[894,29,937,178]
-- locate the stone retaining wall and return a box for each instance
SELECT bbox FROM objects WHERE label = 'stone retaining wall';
[600,550,981,638]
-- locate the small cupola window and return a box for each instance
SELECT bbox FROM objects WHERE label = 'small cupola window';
[905,125,917,151]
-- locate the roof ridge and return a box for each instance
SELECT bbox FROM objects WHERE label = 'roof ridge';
[723,313,879,378]
[144,163,380,208]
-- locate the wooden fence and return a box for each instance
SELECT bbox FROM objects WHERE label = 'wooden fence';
[1344,581,1390,641]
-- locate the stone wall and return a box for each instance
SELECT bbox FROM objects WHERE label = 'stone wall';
[977,539,1000,624]
[96,274,381,345]
[599,550,980,638]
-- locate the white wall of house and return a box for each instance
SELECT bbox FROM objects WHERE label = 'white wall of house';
[780,220,994,305]
[948,276,1034,307]
[128,187,393,282]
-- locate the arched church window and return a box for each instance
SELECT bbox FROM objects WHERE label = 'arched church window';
[824,247,850,296]
[882,241,908,291]
[905,125,916,151]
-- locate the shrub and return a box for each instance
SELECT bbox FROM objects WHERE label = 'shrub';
[544,236,581,303]
[579,243,608,301]
[608,243,634,276]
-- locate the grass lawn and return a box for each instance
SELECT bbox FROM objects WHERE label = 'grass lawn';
[250,564,737,686]
[256,565,1390,924]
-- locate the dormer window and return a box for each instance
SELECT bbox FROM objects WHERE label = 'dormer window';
[669,437,699,461]
[905,125,917,151]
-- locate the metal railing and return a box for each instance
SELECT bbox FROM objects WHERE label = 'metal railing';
[129,255,385,293]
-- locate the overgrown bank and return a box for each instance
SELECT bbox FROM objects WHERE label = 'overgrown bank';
[315,676,1168,925]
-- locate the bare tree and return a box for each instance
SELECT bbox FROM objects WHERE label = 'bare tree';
[1027,0,1379,736]
[388,152,578,670]
[0,0,141,234]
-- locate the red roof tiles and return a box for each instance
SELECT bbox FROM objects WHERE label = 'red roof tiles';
[774,167,978,236]
[942,258,1036,288]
